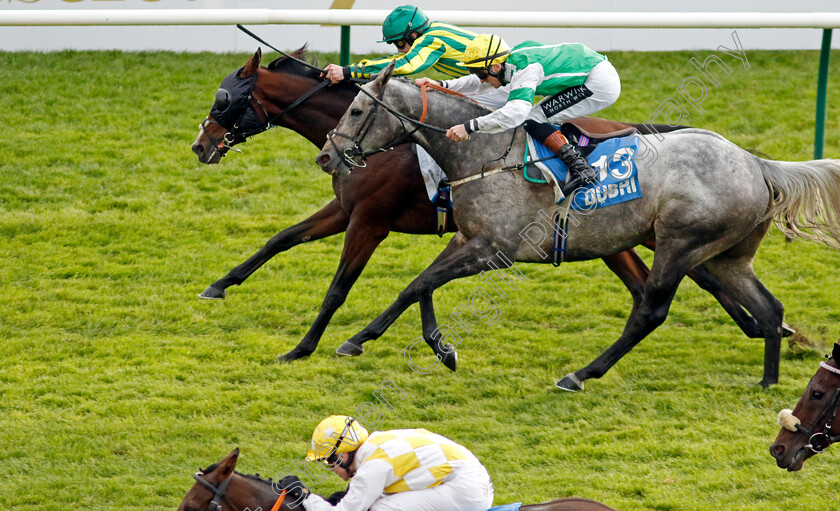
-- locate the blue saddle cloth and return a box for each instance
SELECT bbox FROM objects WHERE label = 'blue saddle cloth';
[488,503,522,511]
[525,129,643,210]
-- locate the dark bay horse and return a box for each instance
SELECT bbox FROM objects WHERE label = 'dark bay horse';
[770,342,840,471]
[316,63,840,389]
[178,449,619,511]
[191,48,785,367]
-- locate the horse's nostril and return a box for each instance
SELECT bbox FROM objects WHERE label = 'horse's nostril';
[770,444,785,457]
[317,153,331,165]
[192,143,204,156]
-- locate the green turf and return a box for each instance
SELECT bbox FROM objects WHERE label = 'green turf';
[2,45,840,510]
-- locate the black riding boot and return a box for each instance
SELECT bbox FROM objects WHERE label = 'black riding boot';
[554,141,598,196]
[523,121,597,196]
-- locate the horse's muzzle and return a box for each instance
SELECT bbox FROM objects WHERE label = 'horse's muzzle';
[192,139,224,165]
[315,148,351,176]
[769,440,808,471]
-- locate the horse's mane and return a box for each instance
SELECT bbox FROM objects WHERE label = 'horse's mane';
[199,463,274,486]
[267,45,321,79]
[200,462,220,473]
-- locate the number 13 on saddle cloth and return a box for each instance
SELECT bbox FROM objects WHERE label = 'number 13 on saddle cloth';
[525,130,642,208]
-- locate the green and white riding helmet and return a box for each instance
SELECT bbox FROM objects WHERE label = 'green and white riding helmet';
[377,5,432,43]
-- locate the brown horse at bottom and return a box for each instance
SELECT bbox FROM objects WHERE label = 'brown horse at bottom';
[770,342,840,471]
[191,48,782,366]
[177,449,618,511]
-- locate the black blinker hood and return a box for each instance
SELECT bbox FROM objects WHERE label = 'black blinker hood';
[209,67,259,131]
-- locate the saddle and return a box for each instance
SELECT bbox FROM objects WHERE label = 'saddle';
[524,122,637,182]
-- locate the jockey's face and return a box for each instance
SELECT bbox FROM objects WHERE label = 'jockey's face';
[330,452,354,481]
[485,74,503,88]
[479,64,504,88]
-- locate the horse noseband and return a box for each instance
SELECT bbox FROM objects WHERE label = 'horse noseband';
[326,129,368,169]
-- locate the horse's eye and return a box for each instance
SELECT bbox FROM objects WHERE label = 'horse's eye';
[215,88,231,111]
[350,108,363,116]
[811,389,826,400]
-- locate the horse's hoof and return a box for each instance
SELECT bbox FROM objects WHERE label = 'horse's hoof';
[276,349,311,363]
[781,322,795,338]
[199,286,226,300]
[759,378,778,389]
[336,341,364,357]
[555,373,584,392]
[439,350,457,372]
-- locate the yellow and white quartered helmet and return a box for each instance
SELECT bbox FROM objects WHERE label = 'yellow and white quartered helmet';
[460,34,511,69]
[305,415,370,462]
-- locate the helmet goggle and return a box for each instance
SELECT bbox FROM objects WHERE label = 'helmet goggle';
[469,67,490,80]
[321,451,341,467]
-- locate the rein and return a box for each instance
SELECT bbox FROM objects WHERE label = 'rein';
[237,24,326,75]
[329,79,516,172]
[448,127,521,188]
[352,81,450,134]
[270,490,288,511]
[330,79,559,187]
[326,80,450,168]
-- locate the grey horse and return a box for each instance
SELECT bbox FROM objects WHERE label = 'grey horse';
[316,62,840,391]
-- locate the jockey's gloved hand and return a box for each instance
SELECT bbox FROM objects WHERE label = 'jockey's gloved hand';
[274,475,311,502]
[325,486,349,505]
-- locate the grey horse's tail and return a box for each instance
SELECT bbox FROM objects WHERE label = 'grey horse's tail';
[760,158,840,248]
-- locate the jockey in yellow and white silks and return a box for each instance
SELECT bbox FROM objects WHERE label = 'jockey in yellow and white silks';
[301,416,494,511]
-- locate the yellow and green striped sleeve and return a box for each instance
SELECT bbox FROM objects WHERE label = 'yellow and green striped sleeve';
[345,22,477,79]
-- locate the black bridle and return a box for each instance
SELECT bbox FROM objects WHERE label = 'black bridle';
[191,471,289,511]
[325,79,449,170]
[192,472,234,511]
[788,362,840,454]
[201,24,340,160]
[202,74,333,160]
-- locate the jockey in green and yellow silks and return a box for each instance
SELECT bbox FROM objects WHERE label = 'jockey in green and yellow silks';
[323,6,513,216]
[322,5,478,83]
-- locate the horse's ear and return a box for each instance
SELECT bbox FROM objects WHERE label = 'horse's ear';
[370,61,396,92]
[216,448,240,481]
[240,48,262,78]
[832,342,840,361]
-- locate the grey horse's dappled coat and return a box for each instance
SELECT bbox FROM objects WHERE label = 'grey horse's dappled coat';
[318,62,840,391]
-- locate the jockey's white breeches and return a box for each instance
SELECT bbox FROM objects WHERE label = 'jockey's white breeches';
[529,59,622,124]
